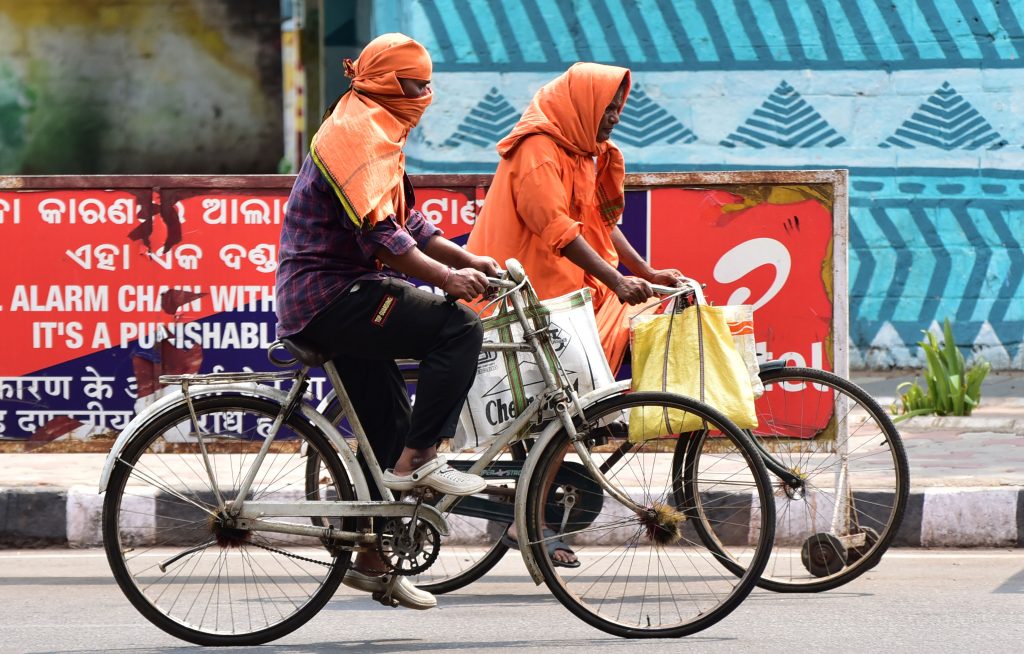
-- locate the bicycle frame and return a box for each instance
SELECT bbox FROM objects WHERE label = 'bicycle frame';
[98,370,449,542]
[99,260,651,556]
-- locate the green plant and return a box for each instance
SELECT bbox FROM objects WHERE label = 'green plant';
[891,318,991,422]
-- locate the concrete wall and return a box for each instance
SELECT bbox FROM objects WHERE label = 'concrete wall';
[0,0,283,174]
[370,0,1024,369]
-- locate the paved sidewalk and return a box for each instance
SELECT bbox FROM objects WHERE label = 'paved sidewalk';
[1,370,1022,547]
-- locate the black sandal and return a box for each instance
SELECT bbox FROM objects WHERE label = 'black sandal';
[501,526,581,568]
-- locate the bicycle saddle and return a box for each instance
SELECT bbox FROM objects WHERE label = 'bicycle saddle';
[278,337,329,367]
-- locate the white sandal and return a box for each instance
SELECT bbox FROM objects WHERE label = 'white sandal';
[343,570,436,610]
[382,456,486,496]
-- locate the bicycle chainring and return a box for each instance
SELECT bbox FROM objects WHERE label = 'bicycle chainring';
[376,516,441,576]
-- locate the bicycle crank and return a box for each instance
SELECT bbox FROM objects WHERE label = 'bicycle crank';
[376,514,441,576]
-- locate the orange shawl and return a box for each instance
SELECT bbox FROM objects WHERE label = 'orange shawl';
[467,62,631,297]
[497,62,629,226]
[311,33,432,227]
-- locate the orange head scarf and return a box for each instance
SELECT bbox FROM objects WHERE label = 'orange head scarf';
[497,62,630,226]
[311,33,433,227]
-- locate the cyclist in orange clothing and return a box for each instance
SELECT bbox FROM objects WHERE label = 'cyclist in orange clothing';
[466,63,682,375]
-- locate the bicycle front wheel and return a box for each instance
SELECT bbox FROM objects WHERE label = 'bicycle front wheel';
[524,391,774,639]
[683,367,909,592]
[103,394,354,646]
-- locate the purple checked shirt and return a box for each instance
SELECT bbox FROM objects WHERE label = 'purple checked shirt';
[275,154,441,338]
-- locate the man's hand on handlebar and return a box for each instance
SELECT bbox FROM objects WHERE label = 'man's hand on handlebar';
[648,268,685,288]
[612,275,654,305]
[469,254,502,277]
[443,267,489,301]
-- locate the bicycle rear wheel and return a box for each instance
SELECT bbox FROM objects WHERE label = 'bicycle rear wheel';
[523,391,774,639]
[103,394,353,646]
[412,446,520,593]
[682,367,909,592]
[314,393,518,594]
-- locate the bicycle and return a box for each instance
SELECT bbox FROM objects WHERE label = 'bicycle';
[338,291,909,596]
[99,259,776,645]
[689,363,909,592]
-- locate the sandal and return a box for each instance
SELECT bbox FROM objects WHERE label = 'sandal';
[382,455,486,496]
[501,525,581,569]
[343,569,436,610]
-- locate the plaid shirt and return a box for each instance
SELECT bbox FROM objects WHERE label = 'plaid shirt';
[275,154,441,338]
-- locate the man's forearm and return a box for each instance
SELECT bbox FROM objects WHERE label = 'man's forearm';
[376,245,449,286]
[422,235,475,269]
[561,236,623,288]
[611,227,654,279]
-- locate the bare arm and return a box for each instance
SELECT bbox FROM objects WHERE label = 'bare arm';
[611,226,684,287]
[561,236,621,288]
[561,235,652,305]
[375,245,487,301]
[611,226,655,279]
[422,235,501,276]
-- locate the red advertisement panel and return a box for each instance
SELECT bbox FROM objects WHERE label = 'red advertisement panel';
[1,190,286,378]
[0,184,483,446]
[648,187,835,437]
[417,187,483,241]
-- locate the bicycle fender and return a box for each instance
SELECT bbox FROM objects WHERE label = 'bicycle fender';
[512,380,631,585]
[315,389,337,416]
[97,383,372,502]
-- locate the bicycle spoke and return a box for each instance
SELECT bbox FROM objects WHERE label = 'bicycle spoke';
[104,395,352,645]
[708,368,909,592]
[524,392,774,638]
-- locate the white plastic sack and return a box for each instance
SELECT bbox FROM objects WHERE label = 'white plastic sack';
[721,304,765,398]
[454,288,614,452]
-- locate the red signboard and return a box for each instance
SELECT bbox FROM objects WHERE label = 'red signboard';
[0,174,843,447]
[647,187,837,437]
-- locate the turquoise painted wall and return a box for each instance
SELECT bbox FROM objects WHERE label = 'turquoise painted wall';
[371,0,1024,369]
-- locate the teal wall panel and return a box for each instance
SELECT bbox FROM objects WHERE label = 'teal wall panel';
[371,0,1024,368]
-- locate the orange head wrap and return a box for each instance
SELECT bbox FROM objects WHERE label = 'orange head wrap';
[311,33,433,227]
[497,62,631,226]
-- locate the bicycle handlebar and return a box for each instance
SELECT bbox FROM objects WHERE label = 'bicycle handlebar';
[442,269,515,304]
[452,257,700,305]
[485,275,516,290]
[650,283,683,295]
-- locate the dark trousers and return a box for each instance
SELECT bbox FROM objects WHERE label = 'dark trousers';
[297,278,483,496]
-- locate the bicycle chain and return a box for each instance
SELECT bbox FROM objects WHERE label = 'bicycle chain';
[247,540,336,568]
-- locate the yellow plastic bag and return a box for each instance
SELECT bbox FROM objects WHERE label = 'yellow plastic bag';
[629,303,758,442]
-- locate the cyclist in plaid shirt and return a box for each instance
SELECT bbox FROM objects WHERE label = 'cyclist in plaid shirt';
[275,34,499,610]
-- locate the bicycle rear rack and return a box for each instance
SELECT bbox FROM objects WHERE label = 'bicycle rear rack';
[159,371,298,386]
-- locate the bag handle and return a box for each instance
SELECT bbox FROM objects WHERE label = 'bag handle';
[678,276,707,306]
[629,276,707,326]
[658,285,706,434]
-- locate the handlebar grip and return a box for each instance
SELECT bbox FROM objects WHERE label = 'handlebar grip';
[650,284,681,295]
[485,276,515,290]
[651,280,704,295]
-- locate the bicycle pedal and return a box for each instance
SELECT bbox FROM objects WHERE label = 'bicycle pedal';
[404,487,434,502]
[371,590,400,608]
